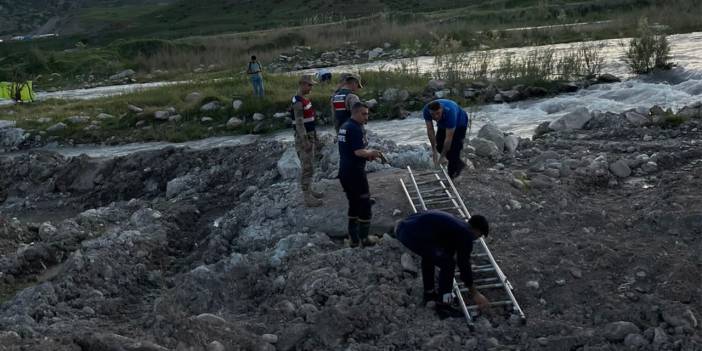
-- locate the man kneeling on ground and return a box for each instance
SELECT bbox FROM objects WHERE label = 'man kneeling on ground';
[396,210,490,318]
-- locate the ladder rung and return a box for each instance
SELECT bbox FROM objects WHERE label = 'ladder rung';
[473,264,494,270]
[473,267,497,273]
[423,199,455,206]
[473,277,499,283]
[414,171,441,177]
[474,283,505,290]
[415,179,442,186]
[466,300,513,310]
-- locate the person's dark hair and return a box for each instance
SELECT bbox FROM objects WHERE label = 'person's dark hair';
[428,101,442,111]
[351,102,369,114]
[251,55,257,60]
[468,215,489,237]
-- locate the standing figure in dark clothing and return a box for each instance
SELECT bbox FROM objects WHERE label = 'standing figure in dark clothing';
[338,102,382,247]
[396,210,490,318]
[423,99,469,179]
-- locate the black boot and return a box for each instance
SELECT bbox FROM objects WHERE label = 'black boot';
[359,221,375,247]
[423,290,439,304]
[348,218,360,247]
[435,301,465,319]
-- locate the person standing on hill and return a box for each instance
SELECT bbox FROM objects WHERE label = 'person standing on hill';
[331,73,362,133]
[337,102,383,247]
[292,74,324,207]
[247,55,265,97]
[423,99,469,179]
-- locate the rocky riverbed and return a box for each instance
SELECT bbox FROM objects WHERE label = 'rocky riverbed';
[0,104,700,350]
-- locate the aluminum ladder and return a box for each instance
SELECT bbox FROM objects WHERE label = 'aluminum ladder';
[399,165,526,329]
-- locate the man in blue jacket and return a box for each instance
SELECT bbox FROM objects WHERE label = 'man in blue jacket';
[423,99,469,178]
[396,210,490,318]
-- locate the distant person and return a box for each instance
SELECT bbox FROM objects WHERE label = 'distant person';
[316,68,332,83]
[396,210,491,319]
[423,99,469,178]
[247,55,265,97]
[291,75,324,207]
[331,73,363,133]
[338,102,383,247]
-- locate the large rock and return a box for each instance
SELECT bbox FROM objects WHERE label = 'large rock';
[428,79,447,90]
[66,115,90,124]
[47,122,67,133]
[609,160,631,178]
[597,74,621,83]
[0,120,27,150]
[549,107,592,131]
[382,88,409,102]
[154,110,171,121]
[200,101,221,112]
[368,47,384,60]
[232,100,243,111]
[676,105,701,119]
[226,117,243,129]
[277,147,301,180]
[253,113,266,121]
[500,90,521,102]
[477,124,505,152]
[624,111,650,126]
[603,321,640,342]
[504,135,519,154]
[95,113,115,120]
[470,138,501,159]
[109,69,136,81]
[533,121,552,139]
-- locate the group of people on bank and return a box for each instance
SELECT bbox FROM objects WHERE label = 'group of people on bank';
[289,72,490,318]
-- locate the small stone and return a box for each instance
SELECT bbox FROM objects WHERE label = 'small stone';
[128,104,143,113]
[201,117,214,123]
[569,268,583,279]
[526,280,540,289]
[508,200,522,210]
[169,114,182,122]
[609,160,632,178]
[537,337,548,346]
[555,279,566,286]
[392,209,402,216]
[262,334,278,344]
[194,313,227,324]
[47,122,67,133]
[653,327,668,345]
[253,113,265,121]
[226,117,243,129]
[207,341,225,351]
[643,135,653,141]
[400,253,418,274]
[636,271,647,279]
[232,100,243,110]
[624,333,648,348]
[185,92,202,103]
[604,321,641,341]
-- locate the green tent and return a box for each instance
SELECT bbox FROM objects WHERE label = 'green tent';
[0,81,35,102]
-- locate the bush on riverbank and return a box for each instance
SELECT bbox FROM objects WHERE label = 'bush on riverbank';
[623,17,673,74]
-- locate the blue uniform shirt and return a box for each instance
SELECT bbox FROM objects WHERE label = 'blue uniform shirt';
[423,99,469,129]
[396,210,476,286]
[338,119,367,173]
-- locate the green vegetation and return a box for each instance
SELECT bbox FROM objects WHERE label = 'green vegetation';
[1,0,701,90]
[2,71,431,143]
[623,17,673,74]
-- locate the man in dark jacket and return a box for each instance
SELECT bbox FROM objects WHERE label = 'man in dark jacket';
[396,210,490,318]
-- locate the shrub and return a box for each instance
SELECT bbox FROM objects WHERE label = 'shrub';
[623,17,673,74]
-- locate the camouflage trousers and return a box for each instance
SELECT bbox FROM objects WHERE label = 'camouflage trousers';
[295,131,319,191]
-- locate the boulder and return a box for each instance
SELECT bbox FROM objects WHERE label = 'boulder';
[96,113,115,120]
[226,117,243,129]
[477,124,505,152]
[597,74,621,83]
[428,79,447,90]
[109,69,136,81]
[168,115,182,122]
[500,90,521,102]
[549,107,592,131]
[232,100,243,111]
[201,117,214,123]
[368,47,384,60]
[533,121,552,139]
[624,111,650,126]
[66,115,90,124]
[603,321,640,342]
[253,113,266,121]
[366,99,378,109]
[434,89,450,99]
[382,88,409,102]
[524,86,548,98]
[609,160,631,178]
[273,112,289,119]
[47,122,67,133]
[154,110,171,121]
[470,138,501,159]
[677,105,701,119]
[277,147,301,179]
[200,101,221,112]
[400,253,418,274]
[504,135,519,154]
[0,121,26,150]
[128,104,143,113]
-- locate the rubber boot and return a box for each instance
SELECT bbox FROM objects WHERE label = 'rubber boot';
[348,218,360,247]
[359,221,375,247]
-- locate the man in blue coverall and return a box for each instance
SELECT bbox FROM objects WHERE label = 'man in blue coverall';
[396,210,491,318]
[423,99,470,179]
[338,102,383,247]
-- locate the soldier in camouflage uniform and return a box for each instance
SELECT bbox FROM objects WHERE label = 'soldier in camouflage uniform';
[292,75,324,207]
